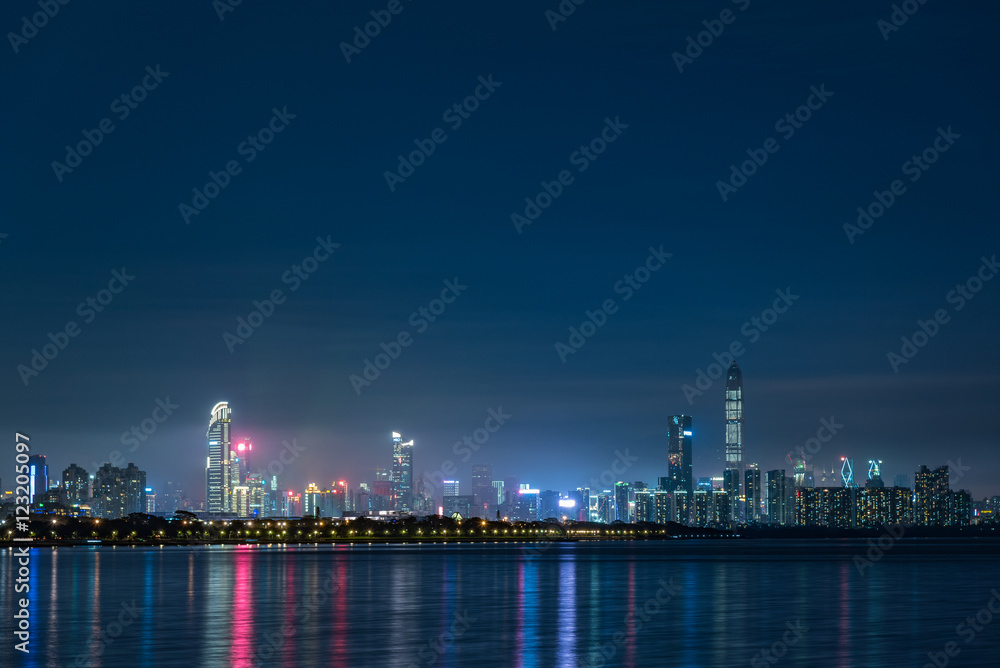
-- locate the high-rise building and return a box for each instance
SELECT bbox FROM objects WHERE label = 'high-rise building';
[745,465,762,523]
[29,454,48,505]
[206,402,232,514]
[764,469,788,525]
[145,488,156,513]
[666,415,694,498]
[539,490,561,520]
[442,480,460,497]
[914,465,949,526]
[614,482,633,523]
[92,463,146,518]
[493,480,506,507]
[634,490,654,523]
[62,464,89,505]
[471,464,493,515]
[391,431,414,511]
[725,362,744,522]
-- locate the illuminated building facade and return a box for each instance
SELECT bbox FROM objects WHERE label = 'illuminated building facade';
[62,463,89,505]
[914,465,949,526]
[745,465,762,523]
[391,431,414,512]
[29,454,48,505]
[725,362,744,522]
[666,415,694,498]
[614,482,633,523]
[206,402,232,514]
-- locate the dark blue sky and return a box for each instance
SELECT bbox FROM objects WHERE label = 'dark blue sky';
[2,1,998,500]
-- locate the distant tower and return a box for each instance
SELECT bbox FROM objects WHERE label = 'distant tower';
[28,454,48,505]
[666,415,694,498]
[724,363,744,521]
[206,402,231,514]
[391,432,413,511]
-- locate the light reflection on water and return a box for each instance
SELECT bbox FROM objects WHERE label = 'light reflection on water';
[1,540,999,667]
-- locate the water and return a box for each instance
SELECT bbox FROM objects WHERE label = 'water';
[2,540,999,667]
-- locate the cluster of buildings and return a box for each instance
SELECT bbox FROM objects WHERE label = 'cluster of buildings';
[2,364,996,527]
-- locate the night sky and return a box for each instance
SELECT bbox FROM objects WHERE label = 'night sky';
[2,1,998,501]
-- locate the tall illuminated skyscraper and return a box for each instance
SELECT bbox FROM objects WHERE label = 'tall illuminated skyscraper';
[666,415,693,497]
[206,402,232,514]
[725,362,744,522]
[391,431,414,511]
[28,454,48,505]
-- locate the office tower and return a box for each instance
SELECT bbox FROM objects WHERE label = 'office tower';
[666,415,694,498]
[614,482,633,523]
[596,491,613,524]
[303,483,320,517]
[576,487,590,520]
[493,480,506,506]
[28,454,48,505]
[145,488,156,513]
[471,463,493,514]
[62,464,89,505]
[866,459,884,487]
[245,473,266,517]
[206,402,232,514]
[840,457,856,488]
[724,362,744,522]
[514,485,538,521]
[391,431,414,511]
[914,465,949,526]
[539,490,561,520]
[764,470,787,525]
[442,480,460,497]
[745,465,762,523]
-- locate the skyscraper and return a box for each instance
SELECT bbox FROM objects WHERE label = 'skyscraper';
[206,402,231,514]
[28,454,48,505]
[62,464,89,505]
[725,362,744,522]
[745,465,762,523]
[914,465,949,526]
[391,431,413,511]
[666,415,693,497]
[471,463,494,515]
